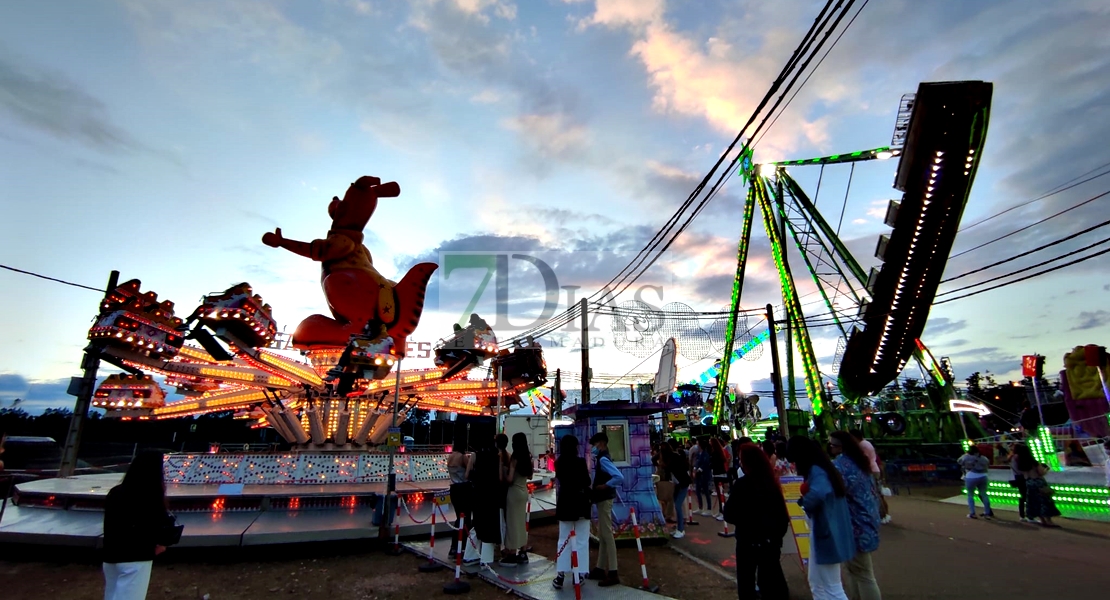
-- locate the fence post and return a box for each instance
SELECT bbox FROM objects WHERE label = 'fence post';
[443,513,471,595]
[630,507,660,593]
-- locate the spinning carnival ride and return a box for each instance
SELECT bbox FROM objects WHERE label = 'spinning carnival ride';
[703,80,994,439]
[86,176,548,447]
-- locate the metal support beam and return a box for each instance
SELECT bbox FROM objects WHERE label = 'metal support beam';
[59,270,119,477]
[755,176,825,416]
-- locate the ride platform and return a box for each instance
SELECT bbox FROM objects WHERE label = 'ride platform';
[0,471,557,549]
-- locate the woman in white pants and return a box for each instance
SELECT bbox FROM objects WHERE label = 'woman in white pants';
[787,436,854,600]
[102,451,171,600]
[552,434,592,590]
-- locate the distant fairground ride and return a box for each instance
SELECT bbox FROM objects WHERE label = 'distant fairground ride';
[86,176,548,448]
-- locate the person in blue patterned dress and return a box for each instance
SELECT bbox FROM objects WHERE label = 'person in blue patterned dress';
[828,431,882,600]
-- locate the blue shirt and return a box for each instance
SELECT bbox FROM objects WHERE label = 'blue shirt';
[799,465,856,564]
[833,455,881,554]
[598,455,624,487]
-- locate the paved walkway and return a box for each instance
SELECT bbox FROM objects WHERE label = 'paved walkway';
[668,494,1110,599]
[405,539,674,600]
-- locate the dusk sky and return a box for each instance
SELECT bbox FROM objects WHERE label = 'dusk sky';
[2,0,1109,415]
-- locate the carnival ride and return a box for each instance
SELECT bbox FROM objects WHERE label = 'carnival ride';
[679,80,996,442]
[88,176,549,448]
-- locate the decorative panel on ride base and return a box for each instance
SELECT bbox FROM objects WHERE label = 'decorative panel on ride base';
[298,453,360,484]
[189,454,245,484]
[409,454,449,481]
[240,454,300,484]
[161,452,444,485]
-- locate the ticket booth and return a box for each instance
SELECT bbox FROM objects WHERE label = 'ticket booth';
[554,401,669,540]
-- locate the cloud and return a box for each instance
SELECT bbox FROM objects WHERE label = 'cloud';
[0,49,163,158]
[501,113,591,163]
[0,374,81,415]
[923,317,969,338]
[1072,310,1110,331]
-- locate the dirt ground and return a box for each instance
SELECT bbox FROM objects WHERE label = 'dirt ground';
[5,487,1110,600]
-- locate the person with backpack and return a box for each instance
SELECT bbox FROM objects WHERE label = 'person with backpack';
[662,443,693,538]
[723,443,790,600]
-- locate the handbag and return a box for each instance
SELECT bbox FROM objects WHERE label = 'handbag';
[155,512,184,547]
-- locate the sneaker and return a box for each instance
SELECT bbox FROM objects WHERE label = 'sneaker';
[517,552,529,564]
[881,515,892,524]
[588,567,605,580]
[552,574,564,590]
[499,555,520,567]
[983,512,994,520]
[598,572,621,588]
[967,514,977,519]
[715,514,725,522]
[463,558,480,566]
[672,530,685,539]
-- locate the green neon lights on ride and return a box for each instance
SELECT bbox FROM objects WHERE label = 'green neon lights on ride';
[772,146,895,166]
[714,187,757,425]
[755,176,824,415]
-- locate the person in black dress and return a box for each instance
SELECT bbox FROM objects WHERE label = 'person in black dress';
[723,443,790,600]
[102,450,173,600]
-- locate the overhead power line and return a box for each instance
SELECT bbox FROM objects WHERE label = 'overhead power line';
[1,264,106,293]
[950,189,1110,259]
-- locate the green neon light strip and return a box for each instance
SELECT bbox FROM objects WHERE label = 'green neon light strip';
[689,329,771,388]
[771,146,898,167]
[755,177,824,415]
[715,187,758,425]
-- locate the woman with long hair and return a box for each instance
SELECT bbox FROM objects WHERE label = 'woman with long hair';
[723,443,790,600]
[465,436,502,567]
[828,431,882,600]
[1009,443,1036,523]
[102,450,171,600]
[551,435,591,590]
[501,432,533,565]
[446,433,472,558]
[787,436,853,600]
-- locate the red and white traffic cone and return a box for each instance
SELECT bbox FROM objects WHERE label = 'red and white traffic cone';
[419,503,443,573]
[444,513,471,594]
[630,507,660,592]
[716,483,734,538]
[686,490,699,526]
[570,528,582,600]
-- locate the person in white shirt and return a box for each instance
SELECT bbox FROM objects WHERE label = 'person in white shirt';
[851,430,889,523]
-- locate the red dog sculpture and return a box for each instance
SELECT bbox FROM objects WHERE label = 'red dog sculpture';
[262,176,438,356]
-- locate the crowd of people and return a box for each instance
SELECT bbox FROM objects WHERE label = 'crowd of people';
[646,430,889,600]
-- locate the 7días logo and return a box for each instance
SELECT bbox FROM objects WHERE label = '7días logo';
[440,251,733,361]
[441,251,665,332]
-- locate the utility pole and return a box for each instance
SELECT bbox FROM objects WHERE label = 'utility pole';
[59,270,119,477]
[766,304,789,438]
[383,357,402,550]
[580,298,590,405]
[496,364,504,432]
[774,172,797,410]
[552,369,561,418]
